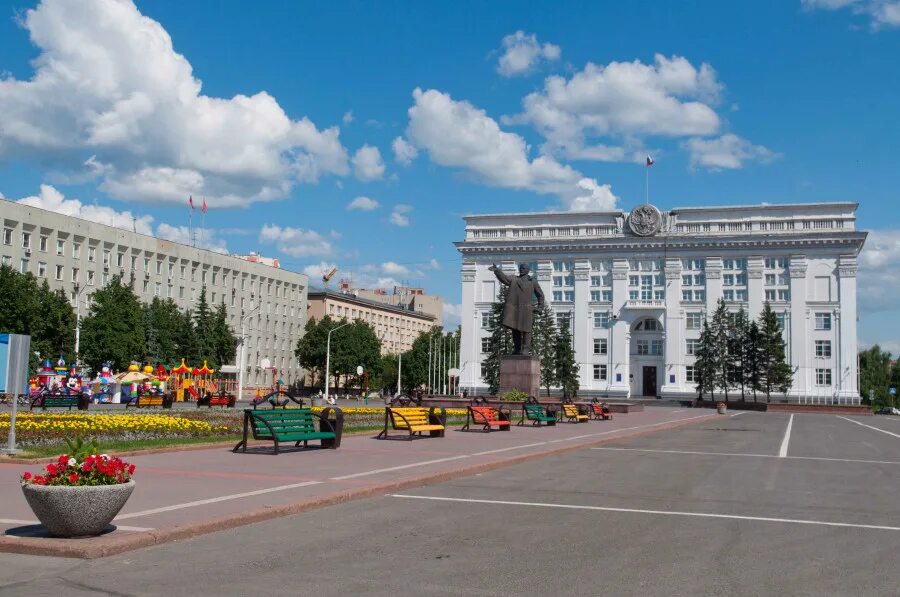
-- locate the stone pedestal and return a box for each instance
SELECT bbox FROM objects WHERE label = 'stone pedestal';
[499,355,541,398]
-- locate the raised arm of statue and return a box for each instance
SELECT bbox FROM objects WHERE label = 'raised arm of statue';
[489,264,512,286]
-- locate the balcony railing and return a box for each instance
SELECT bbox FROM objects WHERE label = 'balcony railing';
[625,299,665,309]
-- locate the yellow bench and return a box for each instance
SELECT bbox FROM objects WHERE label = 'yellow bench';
[561,403,589,423]
[377,406,446,440]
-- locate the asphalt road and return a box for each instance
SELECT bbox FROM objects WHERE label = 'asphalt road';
[1,412,898,596]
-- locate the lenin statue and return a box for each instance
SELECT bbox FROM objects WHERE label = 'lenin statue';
[488,263,545,355]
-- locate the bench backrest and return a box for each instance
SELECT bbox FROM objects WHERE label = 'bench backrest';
[44,397,78,407]
[389,407,432,429]
[524,403,546,418]
[591,403,606,414]
[138,396,164,406]
[470,405,499,423]
[562,404,579,417]
[251,409,317,436]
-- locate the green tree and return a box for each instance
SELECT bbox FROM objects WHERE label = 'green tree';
[481,284,512,395]
[378,353,398,395]
[295,316,330,388]
[192,285,214,364]
[694,319,721,401]
[709,299,732,401]
[80,274,144,373]
[330,320,382,393]
[744,321,765,402]
[209,301,236,369]
[859,345,892,407]
[553,322,579,399]
[401,328,442,391]
[532,303,558,395]
[729,308,750,401]
[143,298,188,365]
[758,302,793,402]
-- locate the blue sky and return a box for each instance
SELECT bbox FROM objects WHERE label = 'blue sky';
[1,0,898,347]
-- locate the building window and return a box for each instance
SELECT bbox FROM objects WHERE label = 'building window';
[131,255,137,269]
[102,271,109,285]
[71,267,78,282]
[117,252,124,267]
[1,255,10,266]
[56,239,64,255]
[815,313,832,330]
[39,236,48,252]
[154,282,161,297]
[179,286,185,299]
[481,312,492,328]
[777,290,790,301]
[724,290,734,301]
[144,257,150,271]
[815,368,832,385]
[593,311,610,328]
[593,364,608,381]
[636,340,649,355]
[815,340,832,358]
[20,258,29,273]
[776,313,786,330]
[593,338,608,355]
[686,339,700,355]
[555,312,572,330]
[88,246,95,262]
[552,261,572,272]
[73,243,81,259]
[2,228,12,245]
[37,261,47,277]
[87,271,95,286]
[686,313,703,329]
[167,285,173,298]
[102,250,110,267]
[651,340,664,355]
[143,280,149,293]
[156,261,162,275]
[21,232,30,249]
[765,274,776,286]
[481,338,491,353]
[686,366,698,383]
[765,290,776,301]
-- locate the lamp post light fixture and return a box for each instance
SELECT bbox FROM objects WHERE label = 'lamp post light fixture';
[237,303,261,403]
[324,321,352,405]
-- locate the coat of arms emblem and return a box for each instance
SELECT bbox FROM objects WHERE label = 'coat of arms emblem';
[628,204,662,236]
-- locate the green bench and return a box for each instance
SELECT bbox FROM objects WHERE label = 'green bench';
[31,394,82,411]
[233,407,344,455]
[518,399,557,427]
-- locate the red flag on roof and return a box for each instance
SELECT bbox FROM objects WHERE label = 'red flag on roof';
[188,195,194,209]
[646,155,654,167]
[201,198,207,214]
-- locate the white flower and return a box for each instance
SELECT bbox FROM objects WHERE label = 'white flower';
[67,457,77,467]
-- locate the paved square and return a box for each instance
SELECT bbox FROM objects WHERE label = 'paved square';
[1,410,898,596]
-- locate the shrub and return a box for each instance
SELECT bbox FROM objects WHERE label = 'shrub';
[500,389,529,402]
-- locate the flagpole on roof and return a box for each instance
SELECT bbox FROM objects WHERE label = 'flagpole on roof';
[188,195,194,247]
[645,155,654,205]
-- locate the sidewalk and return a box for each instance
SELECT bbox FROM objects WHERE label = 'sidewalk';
[0,408,715,558]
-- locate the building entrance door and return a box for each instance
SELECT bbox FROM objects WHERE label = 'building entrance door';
[642,366,657,397]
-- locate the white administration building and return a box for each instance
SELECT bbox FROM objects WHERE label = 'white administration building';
[456,203,867,403]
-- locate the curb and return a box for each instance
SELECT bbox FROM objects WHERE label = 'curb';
[0,414,715,559]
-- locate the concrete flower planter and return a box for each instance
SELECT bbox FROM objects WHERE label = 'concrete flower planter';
[21,480,135,537]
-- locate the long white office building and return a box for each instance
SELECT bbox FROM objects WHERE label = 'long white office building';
[457,203,867,403]
[2,199,308,388]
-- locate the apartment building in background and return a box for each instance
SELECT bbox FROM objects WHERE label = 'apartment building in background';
[2,199,308,387]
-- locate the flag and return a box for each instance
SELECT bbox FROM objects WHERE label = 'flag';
[188,195,194,209]
[201,198,207,214]
[646,155,654,167]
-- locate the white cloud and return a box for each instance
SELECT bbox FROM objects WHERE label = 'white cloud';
[802,0,900,29]
[346,196,380,211]
[858,230,900,313]
[496,31,561,77]
[12,184,228,252]
[259,224,333,257]
[429,258,440,270]
[442,303,462,329]
[155,223,227,253]
[302,261,338,280]
[15,184,155,234]
[381,261,410,276]
[405,88,618,211]
[683,134,779,170]
[0,0,350,208]
[352,145,385,181]
[392,136,418,166]
[390,204,412,227]
[342,111,354,125]
[506,54,723,161]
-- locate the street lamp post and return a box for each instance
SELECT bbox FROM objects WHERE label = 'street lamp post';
[324,321,351,405]
[73,283,88,371]
[237,303,261,403]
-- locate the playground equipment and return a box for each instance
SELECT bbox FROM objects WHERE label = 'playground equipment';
[170,359,193,402]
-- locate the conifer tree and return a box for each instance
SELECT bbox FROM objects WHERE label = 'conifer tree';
[709,299,732,401]
[694,319,721,401]
[532,303,558,395]
[745,320,764,402]
[758,302,793,402]
[553,321,579,399]
[481,284,512,395]
[730,308,750,401]
[80,274,144,372]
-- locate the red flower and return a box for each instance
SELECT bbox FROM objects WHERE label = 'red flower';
[127,464,136,475]
[22,472,32,481]
[45,463,57,476]
[68,473,79,484]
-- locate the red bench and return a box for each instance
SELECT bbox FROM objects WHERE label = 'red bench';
[590,402,613,420]
[462,405,511,432]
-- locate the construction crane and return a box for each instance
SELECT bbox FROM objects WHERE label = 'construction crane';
[322,266,338,289]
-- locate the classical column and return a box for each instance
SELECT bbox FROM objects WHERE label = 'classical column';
[788,255,809,401]
[459,260,478,392]
[573,259,591,388]
[610,258,630,397]
[705,256,723,313]
[661,257,683,396]
[837,255,859,402]
[747,256,764,319]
